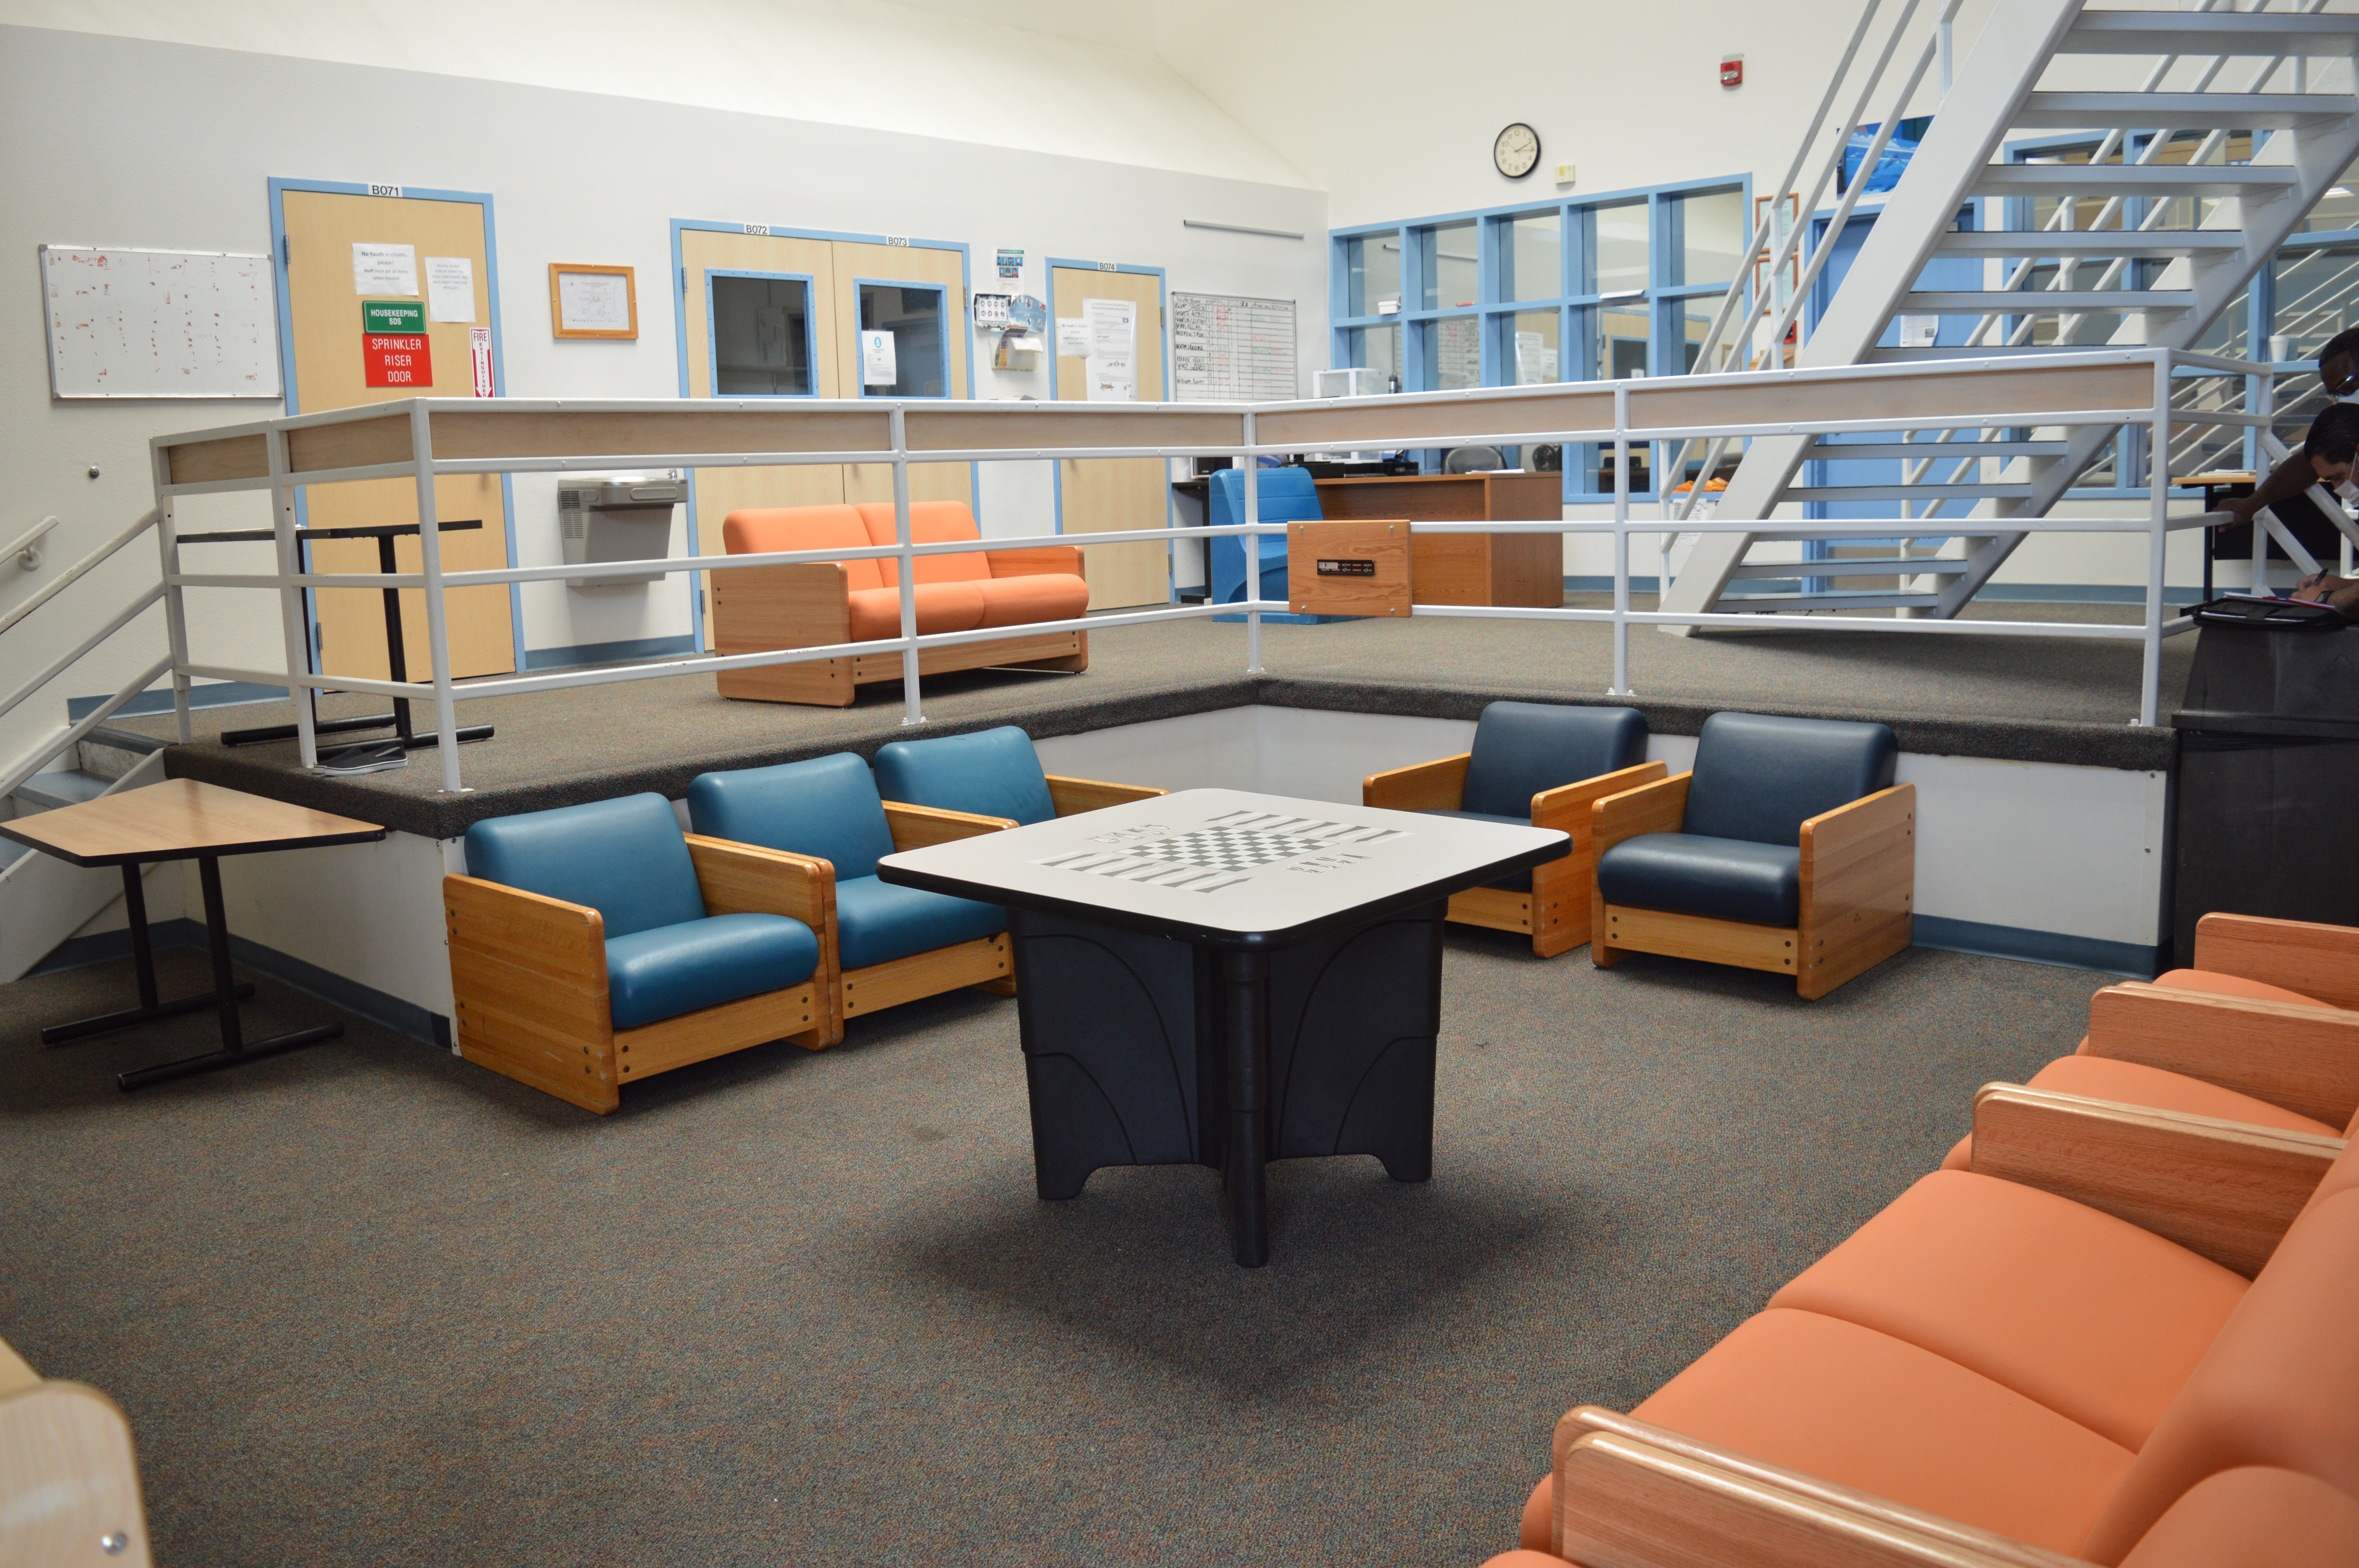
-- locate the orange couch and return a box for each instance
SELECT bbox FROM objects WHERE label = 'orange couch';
[712,501,1090,706]
[1499,1089,2359,1568]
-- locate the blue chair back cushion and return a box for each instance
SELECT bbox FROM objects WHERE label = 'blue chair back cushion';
[605,912,818,1031]
[1461,702,1648,819]
[871,726,1057,826]
[834,876,1007,971]
[1596,833,1804,929]
[464,793,705,939]
[687,753,895,881]
[1421,808,1564,893]
[1208,467,1321,606]
[1681,712,1898,847]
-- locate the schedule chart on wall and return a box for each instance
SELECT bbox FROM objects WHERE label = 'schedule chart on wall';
[1172,292,1298,401]
[878,789,1565,1266]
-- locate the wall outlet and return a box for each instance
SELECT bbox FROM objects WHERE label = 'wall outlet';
[1554,163,1576,185]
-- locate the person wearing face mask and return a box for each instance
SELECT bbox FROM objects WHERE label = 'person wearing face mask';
[2216,330,2359,577]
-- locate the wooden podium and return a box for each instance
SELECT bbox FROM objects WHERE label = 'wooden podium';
[1311,473,1562,608]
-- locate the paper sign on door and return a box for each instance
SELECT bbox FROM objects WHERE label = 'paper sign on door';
[425,256,476,323]
[470,326,493,396]
[1054,318,1090,357]
[861,330,897,387]
[352,243,417,296]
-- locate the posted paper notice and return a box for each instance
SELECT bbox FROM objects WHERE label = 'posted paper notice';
[1055,318,1090,358]
[425,256,475,322]
[1083,297,1137,356]
[1086,353,1137,402]
[861,329,898,387]
[352,242,418,296]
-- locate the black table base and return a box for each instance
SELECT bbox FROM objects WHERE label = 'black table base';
[1008,900,1445,1267]
[41,859,343,1091]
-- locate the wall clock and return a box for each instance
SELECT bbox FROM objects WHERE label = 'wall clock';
[1494,123,1540,180]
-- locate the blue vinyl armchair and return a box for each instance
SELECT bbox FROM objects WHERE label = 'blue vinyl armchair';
[444,793,825,1112]
[1363,701,1659,957]
[1208,467,1328,622]
[870,725,1164,827]
[1591,712,1916,998]
[688,753,1015,1029]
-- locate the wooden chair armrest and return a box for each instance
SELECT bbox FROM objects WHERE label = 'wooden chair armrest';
[987,545,1084,579]
[1801,783,1916,864]
[2192,912,2359,1011]
[1550,1407,2074,1568]
[683,835,834,930]
[1967,1083,2344,1277]
[1362,753,1469,813]
[1532,761,1668,837]
[2086,982,2359,1128]
[1591,771,1690,859]
[882,801,1017,851]
[1045,775,1165,815]
[0,1336,37,1397]
[0,1380,153,1567]
[709,561,852,649]
[442,874,605,980]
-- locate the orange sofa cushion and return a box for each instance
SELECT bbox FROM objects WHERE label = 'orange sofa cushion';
[854,501,992,586]
[1768,1171,2247,1452]
[1520,1474,1551,1552]
[1633,1308,2134,1554]
[2118,1466,2359,1568]
[723,505,885,592]
[845,583,985,642]
[1939,1054,2343,1172]
[2083,1185,2359,1561]
[975,572,1089,630]
[2151,968,2330,1008]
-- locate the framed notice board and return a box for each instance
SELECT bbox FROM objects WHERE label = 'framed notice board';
[550,264,637,339]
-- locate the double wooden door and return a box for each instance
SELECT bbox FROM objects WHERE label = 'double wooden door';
[680,230,971,639]
[279,188,514,679]
[1051,265,1170,609]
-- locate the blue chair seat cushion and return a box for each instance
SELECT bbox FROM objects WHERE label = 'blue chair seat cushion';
[605,913,819,1032]
[1596,833,1803,928]
[835,875,1007,971]
[1421,809,1568,893]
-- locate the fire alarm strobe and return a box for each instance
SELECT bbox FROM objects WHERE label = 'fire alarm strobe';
[1720,54,1744,88]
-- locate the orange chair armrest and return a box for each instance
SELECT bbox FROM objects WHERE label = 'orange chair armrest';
[2085,982,2359,1128]
[1531,760,1668,837]
[987,545,1084,579]
[2192,912,2359,1011]
[1591,771,1690,859]
[1967,1082,2343,1278]
[1362,753,1469,813]
[881,801,1018,851]
[1045,775,1165,815]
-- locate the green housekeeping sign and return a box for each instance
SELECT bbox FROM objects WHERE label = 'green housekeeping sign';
[362,300,425,333]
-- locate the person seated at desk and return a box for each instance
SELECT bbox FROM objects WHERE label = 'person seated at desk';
[2264,404,2359,610]
[2218,331,2359,562]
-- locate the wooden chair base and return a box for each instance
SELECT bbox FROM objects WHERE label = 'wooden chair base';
[841,933,1012,1018]
[460,981,820,1115]
[716,632,1087,707]
[1593,904,1913,998]
[1448,876,1589,958]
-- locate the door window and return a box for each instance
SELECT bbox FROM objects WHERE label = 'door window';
[857,283,947,397]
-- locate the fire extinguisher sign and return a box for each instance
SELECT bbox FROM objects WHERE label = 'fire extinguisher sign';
[470,326,493,396]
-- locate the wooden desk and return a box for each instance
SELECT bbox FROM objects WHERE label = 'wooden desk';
[1315,474,1563,607]
[878,788,1565,1267]
[1,780,386,1091]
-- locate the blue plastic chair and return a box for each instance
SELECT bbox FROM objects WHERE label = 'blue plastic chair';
[1207,468,1338,625]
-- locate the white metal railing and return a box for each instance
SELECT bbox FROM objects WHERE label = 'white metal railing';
[0,509,170,796]
[130,347,2251,793]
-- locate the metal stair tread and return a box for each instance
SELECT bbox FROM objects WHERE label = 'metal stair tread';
[1930,230,2245,258]
[2061,12,2359,53]
[2015,91,2357,131]
[1703,590,1947,611]
[1898,289,2193,312]
[1783,482,2036,500]
[11,768,112,811]
[1725,558,1971,577]
[1807,440,2071,459]
[1974,164,2299,198]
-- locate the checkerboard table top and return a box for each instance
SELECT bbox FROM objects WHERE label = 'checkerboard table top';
[878,788,1566,949]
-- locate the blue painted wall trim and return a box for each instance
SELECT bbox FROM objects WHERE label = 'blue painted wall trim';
[68,681,284,720]
[523,634,698,671]
[1913,915,2159,980]
[29,918,452,1047]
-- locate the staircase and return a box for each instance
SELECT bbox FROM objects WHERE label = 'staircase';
[1662,0,2359,628]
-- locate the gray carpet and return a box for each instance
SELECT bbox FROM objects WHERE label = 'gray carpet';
[2,937,2099,1567]
[140,598,2191,837]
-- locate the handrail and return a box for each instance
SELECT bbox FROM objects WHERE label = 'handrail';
[4,515,59,570]
[0,654,172,801]
[0,584,164,726]
[0,510,158,639]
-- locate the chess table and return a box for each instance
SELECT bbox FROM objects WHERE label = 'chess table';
[877,788,1567,1266]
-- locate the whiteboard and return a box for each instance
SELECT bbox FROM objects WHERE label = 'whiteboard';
[41,245,282,399]
[1172,292,1297,401]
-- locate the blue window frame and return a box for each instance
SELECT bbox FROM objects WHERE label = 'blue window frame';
[852,278,951,399]
[705,269,818,397]
[1332,174,1750,500]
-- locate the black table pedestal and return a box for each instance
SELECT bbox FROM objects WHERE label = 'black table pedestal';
[40,863,253,1045]
[1007,900,1445,1267]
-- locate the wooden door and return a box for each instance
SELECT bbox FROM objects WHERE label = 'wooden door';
[1051,265,1169,608]
[281,189,513,679]
[828,241,972,510]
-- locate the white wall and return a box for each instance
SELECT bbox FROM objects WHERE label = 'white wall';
[0,21,1326,768]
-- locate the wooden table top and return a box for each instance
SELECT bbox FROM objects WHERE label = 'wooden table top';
[0,778,386,867]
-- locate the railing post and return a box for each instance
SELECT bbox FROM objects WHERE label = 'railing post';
[149,444,193,742]
[407,402,466,792]
[2141,353,2170,729]
[1611,383,1632,696]
[891,405,924,727]
[1243,412,1263,675]
[264,428,318,770]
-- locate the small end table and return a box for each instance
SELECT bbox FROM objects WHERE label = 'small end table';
[176,519,494,767]
[1,779,386,1090]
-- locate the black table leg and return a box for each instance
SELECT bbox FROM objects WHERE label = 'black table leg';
[116,857,342,1092]
[1221,948,1272,1268]
[40,863,253,1045]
